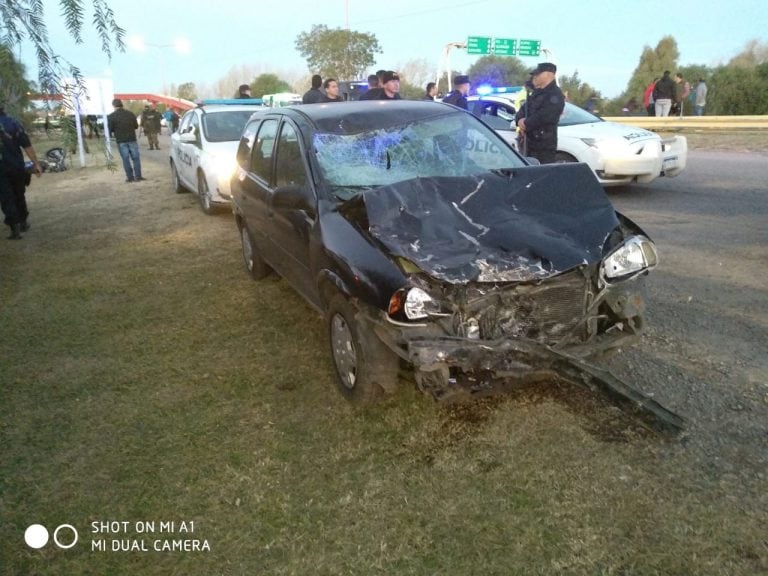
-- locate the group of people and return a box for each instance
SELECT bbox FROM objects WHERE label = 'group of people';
[0,103,42,239]
[644,72,708,117]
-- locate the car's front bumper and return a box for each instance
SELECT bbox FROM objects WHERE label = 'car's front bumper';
[579,135,688,186]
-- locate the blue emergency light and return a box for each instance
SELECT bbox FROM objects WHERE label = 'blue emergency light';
[474,86,524,96]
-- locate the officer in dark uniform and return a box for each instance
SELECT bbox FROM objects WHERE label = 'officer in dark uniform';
[515,62,565,164]
[0,103,42,239]
[441,75,470,110]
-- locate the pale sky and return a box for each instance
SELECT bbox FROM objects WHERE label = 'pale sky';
[20,0,768,98]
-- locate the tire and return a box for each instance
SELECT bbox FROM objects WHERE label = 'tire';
[238,221,271,280]
[326,295,399,406]
[555,151,578,163]
[171,161,185,194]
[198,173,216,215]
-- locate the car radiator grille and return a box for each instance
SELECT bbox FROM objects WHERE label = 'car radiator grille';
[457,272,592,344]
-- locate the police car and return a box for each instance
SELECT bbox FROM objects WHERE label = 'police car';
[468,88,687,186]
[170,100,264,214]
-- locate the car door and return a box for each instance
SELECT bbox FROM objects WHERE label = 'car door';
[175,111,201,191]
[239,117,279,257]
[267,120,317,301]
[472,100,518,148]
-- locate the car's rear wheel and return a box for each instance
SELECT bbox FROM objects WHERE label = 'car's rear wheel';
[198,173,216,215]
[326,295,399,406]
[555,151,578,163]
[238,221,271,280]
[171,160,185,193]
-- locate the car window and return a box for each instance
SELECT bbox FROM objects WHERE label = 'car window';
[559,103,602,126]
[236,120,259,168]
[184,113,200,144]
[202,110,255,142]
[472,102,514,131]
[313,112,523,200]
[178,113,192,134]
[250,119,279,181]
[275,123,307,188]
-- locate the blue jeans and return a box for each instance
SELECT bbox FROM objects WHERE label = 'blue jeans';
[118,140,142,180]
[694,105,705,116]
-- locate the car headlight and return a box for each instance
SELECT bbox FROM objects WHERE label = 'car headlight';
[388,287,441,320]
[601,236,658,281]
[211,155,237,183]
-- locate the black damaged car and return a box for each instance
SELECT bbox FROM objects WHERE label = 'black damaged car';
[231,101,659,405]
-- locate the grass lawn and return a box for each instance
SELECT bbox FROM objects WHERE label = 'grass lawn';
[0,136,765,575]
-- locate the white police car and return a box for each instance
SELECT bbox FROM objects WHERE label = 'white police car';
[468,88,687,186]
[170,99,264,214]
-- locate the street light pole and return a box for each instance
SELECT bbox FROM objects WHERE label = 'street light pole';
[436,42,466,95]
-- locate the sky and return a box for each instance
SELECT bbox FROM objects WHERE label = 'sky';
[18,0,768,99]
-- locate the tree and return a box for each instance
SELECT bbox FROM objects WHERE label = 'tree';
[557,70,601,109]
[0,0,124,96]
[622,36,680,107]
[295,24,381,81]
[177,82,197,101]
[728,39,768,68]
[467,55,528,88]
[249,73,291,98]
[395,58,434,92]
[0,42,31,116]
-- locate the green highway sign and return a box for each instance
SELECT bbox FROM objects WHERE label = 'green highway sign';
[493,38,516,56]
[517,39,541,57]
[467,36,492,55]
[466,36,542,57]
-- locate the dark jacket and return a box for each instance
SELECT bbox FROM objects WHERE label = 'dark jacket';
[442,90,468,110]
[302,88,324,104]
[140,108,162,134]
[515,80,565,152]
[0,113,30,173]
[108,108,139,143]
[653,74,675,100]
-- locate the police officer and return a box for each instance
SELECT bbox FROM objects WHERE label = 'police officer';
[515,62,564,164]
[140,102,162,150]
[442,75,470,110]
[0,103,42,239]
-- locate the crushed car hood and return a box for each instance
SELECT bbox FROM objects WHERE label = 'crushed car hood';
[356,163,620,283]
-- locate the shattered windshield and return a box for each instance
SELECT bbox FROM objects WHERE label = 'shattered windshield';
[313,113,525,200]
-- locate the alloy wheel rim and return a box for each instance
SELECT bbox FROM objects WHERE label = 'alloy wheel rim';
[331,313,357,389]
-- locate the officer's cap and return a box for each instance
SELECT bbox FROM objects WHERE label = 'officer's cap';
[530,62,557,76]
[453,75,470,86]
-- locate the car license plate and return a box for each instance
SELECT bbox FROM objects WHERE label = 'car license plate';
[663,156,678,170]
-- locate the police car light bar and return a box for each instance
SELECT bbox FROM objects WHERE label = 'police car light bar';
[197,99,264,106]
[474,86,524,96]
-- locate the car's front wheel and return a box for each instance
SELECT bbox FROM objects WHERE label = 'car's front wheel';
[555,151,578,163]
[198,173,216,215]
[238,221,271,280]
[326,295,399,406]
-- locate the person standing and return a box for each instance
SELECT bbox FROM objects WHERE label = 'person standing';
[236,84,252,99]
[442,75,471,109]
[140,103,162,150]
[423,82,437,101]
[514,62,565,164]
[108,98,145,183]
[0,103,42,239]
[653,71,675,117]
[322,79,344,103]
[302,75,324,104]
[643,78,658,116]
[693,78,708,116]
[368,71,401,100]
[673,73,690,117]
[359,70,385,100]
